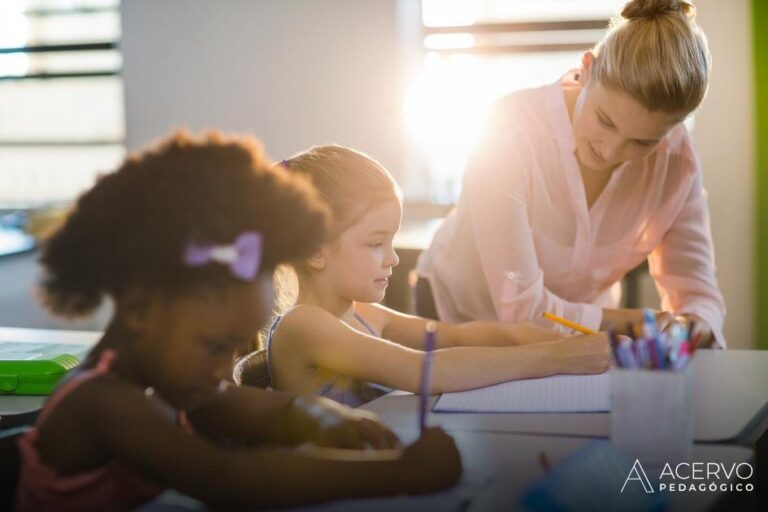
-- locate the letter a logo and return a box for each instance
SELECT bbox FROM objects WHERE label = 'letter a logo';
[621,459,655,494]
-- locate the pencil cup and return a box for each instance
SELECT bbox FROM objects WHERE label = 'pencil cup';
[610,366,693,468]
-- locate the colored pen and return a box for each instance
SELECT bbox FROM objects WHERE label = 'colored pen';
[542,312,598,335]
[643,309,660,340]
[618,339,639,368]
[643,309,665,369]
[674,341,691,370]
[635,338,652,368]
[667,324,683,367]
[419,321,438,432]
[642,323,659,368]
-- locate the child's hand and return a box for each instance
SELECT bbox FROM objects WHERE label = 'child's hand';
[555,333,612,374]
[290,396,401,449]
[401,427,462,493]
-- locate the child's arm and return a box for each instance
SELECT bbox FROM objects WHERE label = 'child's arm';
[187,386,400,448]
[358,302,566,349]
[82,380,460,509]
[276,306,610,395]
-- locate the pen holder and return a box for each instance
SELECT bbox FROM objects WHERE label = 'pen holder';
[610,365,693,468]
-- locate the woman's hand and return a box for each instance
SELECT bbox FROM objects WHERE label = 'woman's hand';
[657,312,715,349]
[287,395,401,449]
[554,333,612,374]
[603,309,715,348]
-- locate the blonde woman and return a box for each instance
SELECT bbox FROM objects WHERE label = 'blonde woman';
[417,0,726,347]
[264,146,611,407]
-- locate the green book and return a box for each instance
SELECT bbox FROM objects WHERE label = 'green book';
[0,342,88,395]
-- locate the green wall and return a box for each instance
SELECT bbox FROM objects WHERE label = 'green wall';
[755,0,768,348]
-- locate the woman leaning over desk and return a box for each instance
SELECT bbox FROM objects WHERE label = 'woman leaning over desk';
[416,0,726,347]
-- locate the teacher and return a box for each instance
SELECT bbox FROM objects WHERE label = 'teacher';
[416,0,725,347]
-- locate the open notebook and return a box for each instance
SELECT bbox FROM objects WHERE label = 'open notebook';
[433,374,611,413]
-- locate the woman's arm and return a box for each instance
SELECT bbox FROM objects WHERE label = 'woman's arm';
[645,170,725,347]
[275,306,611,395]
[186,386,400,448]
[82,380,460,509]
[600,170,724,348]
[359,303,566,350]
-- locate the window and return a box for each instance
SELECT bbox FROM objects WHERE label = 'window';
[0,0,124,207]
[403,0,626,203]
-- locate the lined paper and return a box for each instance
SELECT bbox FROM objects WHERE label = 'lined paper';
[434,374,610,413]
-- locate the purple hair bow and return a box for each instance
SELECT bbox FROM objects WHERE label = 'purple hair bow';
[183,231,263,281]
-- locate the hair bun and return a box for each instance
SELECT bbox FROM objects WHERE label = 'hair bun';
[621,0,696,21]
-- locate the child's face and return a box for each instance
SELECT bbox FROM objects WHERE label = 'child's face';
[324,200,402,303]
[571,80,681,171]
[135,275,274,409]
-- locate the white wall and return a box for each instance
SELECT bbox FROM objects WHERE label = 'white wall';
[692,0,755,348]
[121,0,412,179]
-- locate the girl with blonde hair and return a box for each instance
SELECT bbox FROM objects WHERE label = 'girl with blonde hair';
[417,0,726,347]
[265,145,611,407]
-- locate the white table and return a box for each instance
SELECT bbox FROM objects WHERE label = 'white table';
[2,328,762,510]
[384,427,754,512]
[364,350,768,445]
[139,425,754,512]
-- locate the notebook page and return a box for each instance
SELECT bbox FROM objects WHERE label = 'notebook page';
[434,374,610,413]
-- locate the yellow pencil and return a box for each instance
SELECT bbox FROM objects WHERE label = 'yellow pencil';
[542,312,598,335]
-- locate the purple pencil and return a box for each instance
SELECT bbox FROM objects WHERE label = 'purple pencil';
[419,321,438,432]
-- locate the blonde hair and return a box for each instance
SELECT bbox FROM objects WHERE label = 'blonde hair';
[590,0,711,115]
[281,145,401,238]
[262,145,402,341]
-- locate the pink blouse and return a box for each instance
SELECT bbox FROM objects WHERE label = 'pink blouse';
[417,72,726,347]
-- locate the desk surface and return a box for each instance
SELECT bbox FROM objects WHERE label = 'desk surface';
[140,427,753,512]
[395,428,752,512]
[4,328,754,511]
[364,350,768,445]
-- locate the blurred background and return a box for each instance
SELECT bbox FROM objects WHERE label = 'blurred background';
[0,0,763,349]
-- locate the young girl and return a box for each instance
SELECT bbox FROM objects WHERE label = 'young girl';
[15,133,461,512]
[266,145,611,407]
[417,0,726,347]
